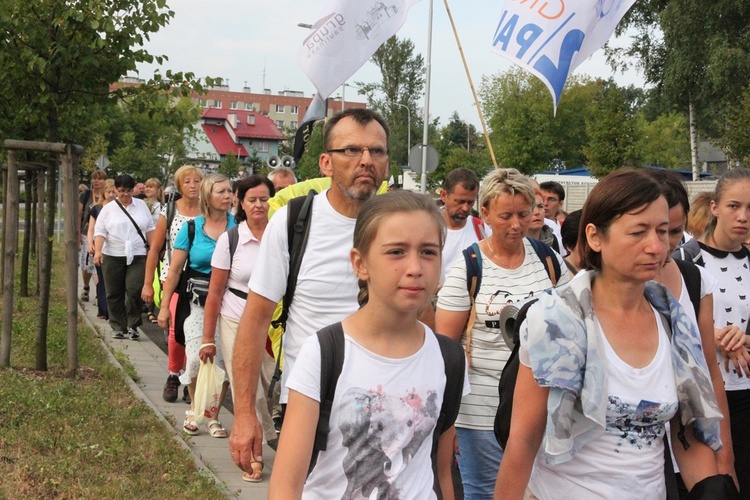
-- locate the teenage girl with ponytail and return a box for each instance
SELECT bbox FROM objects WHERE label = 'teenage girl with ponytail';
[269,190,469,499]
[677,168,750,495]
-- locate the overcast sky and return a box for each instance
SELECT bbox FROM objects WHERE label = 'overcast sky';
[135,0,645,128]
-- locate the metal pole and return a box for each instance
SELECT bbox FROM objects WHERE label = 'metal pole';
[420,0,434,194]
[342,83,346,112]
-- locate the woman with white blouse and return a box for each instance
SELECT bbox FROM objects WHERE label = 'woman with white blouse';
[200,174,276,482]
[93,174,155,340]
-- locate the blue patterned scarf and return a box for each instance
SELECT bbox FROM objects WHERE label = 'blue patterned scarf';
[521,270,723,465]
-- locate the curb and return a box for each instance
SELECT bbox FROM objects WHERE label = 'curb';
[77,303,232,497]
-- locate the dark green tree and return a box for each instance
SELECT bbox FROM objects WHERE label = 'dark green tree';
[583,82,642,178]
[295,122,325,181]
[217,152,242,179]
[356,36,425,171]
[0,0,205,144]
[610,1,750,169]
[479,68,602,174]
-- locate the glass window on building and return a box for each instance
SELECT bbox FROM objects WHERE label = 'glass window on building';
[275,104,285,113]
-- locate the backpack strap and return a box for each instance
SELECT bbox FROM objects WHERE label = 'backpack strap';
[431,333,465,497]
[471,216,486,240]
[674,258,702,319]
[526,237,561,287]
[462,242,483,368]
[227,225,240,264]
[268,189,317,397]
[309,322,345,476]
[673,238,704,267]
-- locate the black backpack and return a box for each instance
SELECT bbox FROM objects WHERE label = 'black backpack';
[267,189,317,397]
[308,322,465,498]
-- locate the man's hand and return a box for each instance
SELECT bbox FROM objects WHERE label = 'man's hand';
[229,413,264,472]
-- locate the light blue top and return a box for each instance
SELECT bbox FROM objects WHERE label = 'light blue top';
[521,270,722,465]
[173,215,236,274]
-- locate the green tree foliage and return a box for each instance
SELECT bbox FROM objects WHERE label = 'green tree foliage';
[722,86,750,162]
[583,82,642,178]
[429,112,490,188]
[611,1,750,151]
[357,36,425,169]
[636,111,690,168]
[105,95,200,181]
[79,134,109,176]
[295,122,325,181]
[216,152,242,179]
[478,68,602,174]
[0,0,177,143]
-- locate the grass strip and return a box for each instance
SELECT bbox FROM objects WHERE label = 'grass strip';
[0,244,228,498]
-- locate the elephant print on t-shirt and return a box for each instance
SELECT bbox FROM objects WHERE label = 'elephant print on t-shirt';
[338,385,439,499]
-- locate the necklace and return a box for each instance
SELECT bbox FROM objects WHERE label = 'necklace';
[487,239,524,269]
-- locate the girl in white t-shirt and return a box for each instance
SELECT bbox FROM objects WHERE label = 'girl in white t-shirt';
[691,168,750,495]
[270,191,468,499]
[648,169,738,490]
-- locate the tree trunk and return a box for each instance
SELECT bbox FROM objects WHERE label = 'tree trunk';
[35,109,61,371]
[62,147,79,376]
[689,97,700,181]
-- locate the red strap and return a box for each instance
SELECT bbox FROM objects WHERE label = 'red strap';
[472,216,485,240]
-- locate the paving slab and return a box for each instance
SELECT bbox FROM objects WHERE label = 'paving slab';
[78,296,274,499]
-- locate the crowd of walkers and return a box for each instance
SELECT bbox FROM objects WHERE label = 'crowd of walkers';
[78,108,750,499]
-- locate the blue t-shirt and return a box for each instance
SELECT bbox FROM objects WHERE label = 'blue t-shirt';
[173,215,236,274]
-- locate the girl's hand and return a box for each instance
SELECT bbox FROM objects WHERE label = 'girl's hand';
[157,308,170,330]
[715,326,746,352]
[199,342,216,363]
[723,347,750,378]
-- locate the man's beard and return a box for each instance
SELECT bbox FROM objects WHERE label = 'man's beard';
[450,212,469,223]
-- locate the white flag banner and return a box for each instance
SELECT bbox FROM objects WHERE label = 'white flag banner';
[490,0,636,110]
[298,0,423,100]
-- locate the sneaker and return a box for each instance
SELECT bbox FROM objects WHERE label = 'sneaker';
[112,330,125,340]
[162,375,180,402]
[81,287,90,302]
[128,328,140,340]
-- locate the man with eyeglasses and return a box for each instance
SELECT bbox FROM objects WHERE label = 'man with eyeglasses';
[539,180,565,223]
[229,108,390,476]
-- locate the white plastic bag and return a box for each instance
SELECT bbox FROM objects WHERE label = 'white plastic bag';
[193,358,225,425]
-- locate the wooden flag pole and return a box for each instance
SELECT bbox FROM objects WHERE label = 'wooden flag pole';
[442,0,499,170]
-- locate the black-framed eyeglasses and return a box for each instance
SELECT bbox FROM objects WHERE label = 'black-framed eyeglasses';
[326,146,389,159]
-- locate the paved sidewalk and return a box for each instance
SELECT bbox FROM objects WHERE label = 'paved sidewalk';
[78,297,274,499]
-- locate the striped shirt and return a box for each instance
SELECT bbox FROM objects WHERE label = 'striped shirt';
[437,238,569,430]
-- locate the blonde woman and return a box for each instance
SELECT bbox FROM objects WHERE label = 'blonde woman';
[141,166,203,402]
[87,179,116,319]
[435,169,570,499]
[158,174,235,437]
